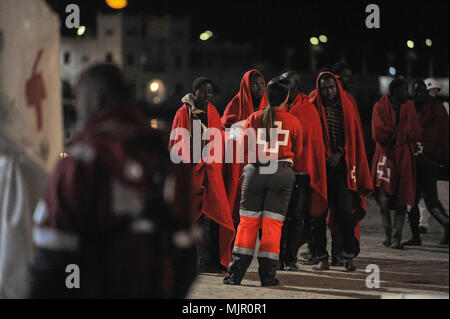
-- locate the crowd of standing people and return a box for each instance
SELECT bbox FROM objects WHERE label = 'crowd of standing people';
[28,61,449,297]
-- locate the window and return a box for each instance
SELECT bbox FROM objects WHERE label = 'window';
[106,52,113,63]
[63,52,71,64]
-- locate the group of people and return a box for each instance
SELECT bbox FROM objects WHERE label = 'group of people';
[28,61,448,297]
[169,63,449,287]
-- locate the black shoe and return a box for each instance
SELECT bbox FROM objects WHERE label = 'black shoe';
[344,259,357,272]
[312,260,330,271]
[284,261,299,271]
[391,242,405,249]
[223,274,241,285]
[402,238,422,246]
[418,226,428,234]
[277,261,285,271]
[331,257,344,267]
[261,278,279,287]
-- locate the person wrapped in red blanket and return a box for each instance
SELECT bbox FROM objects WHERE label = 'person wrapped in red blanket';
[169,77,235,272]
[277,71,327,271]
[371,78,422,249]
[402,80,449,246]
[309,72,373,271]
[221,70,268,227]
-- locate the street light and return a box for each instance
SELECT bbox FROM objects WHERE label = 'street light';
[407,40,415,49]
[200,30,213,41]
[77,26,86,36]
[319,34,328,43]
[389,66,397,76]
[150,82,159,92]
[425,38,432,47]
[310,37,319,45]
[105,0,127,9]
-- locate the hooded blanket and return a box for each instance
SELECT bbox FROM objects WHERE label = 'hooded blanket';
[311,72,373,253]
[221,70,268,226]
[371,95,422,209]
[170,103,235,267]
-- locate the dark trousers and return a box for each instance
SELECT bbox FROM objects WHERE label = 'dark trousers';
[197,214,221,271]
[311,169,356,260]
[408,164,449,234]
[280,174,310,264]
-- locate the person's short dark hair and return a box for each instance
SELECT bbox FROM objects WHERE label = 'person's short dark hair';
[249,71,262,81]
[192,77,213,92]
[318,72,335,83]
[412,79,426,91]
[332,61,351,76]
[80,63,131,107]
[389,78,408,96]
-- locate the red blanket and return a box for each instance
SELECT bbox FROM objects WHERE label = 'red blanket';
[371,95,422,209]
[416,97,449,167]
[221,69,268,128]
[169,104,235,267]
[221,70,268,226]
[288,93,328,217]
[311,72,373,252]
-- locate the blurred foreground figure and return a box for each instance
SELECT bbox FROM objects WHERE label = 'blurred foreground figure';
[29,64,197,298]
[403,80,449,246]
[371,79,422,249]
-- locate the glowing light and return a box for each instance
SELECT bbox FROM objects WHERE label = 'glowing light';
[150,82,159,92]
[150,119,158,129]
[319,35,328,43]
[199,30,213,41]
[389,66,397,76]
[425,38,432,47]
[59,152,69,158]
[77,26,86,36]
[310,37,319,45]
[105,0,127,9]
[407,40,415,49]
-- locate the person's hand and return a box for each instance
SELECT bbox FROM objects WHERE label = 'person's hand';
[327,152,344,169]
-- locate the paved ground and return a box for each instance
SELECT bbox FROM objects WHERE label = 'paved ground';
[187,198,449,299]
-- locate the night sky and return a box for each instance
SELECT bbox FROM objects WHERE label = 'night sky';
[45,0,449,77]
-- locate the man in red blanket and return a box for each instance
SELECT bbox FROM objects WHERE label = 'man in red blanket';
[169,77,235,272]
[221,70,268,227]
[402,80,449,246]
[30,64,197,298]
[310,72,373,271]
[278,71,327,271]
[371,78,422,249]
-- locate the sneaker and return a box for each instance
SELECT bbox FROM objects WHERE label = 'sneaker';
[261,278,280,287]
[312,260,330,271]
[344,259,357,272]
[331,257,344,266]
[284,261,299,271]
[390,242,404,250]
[402,238,422,246]
[223,274,241,285]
